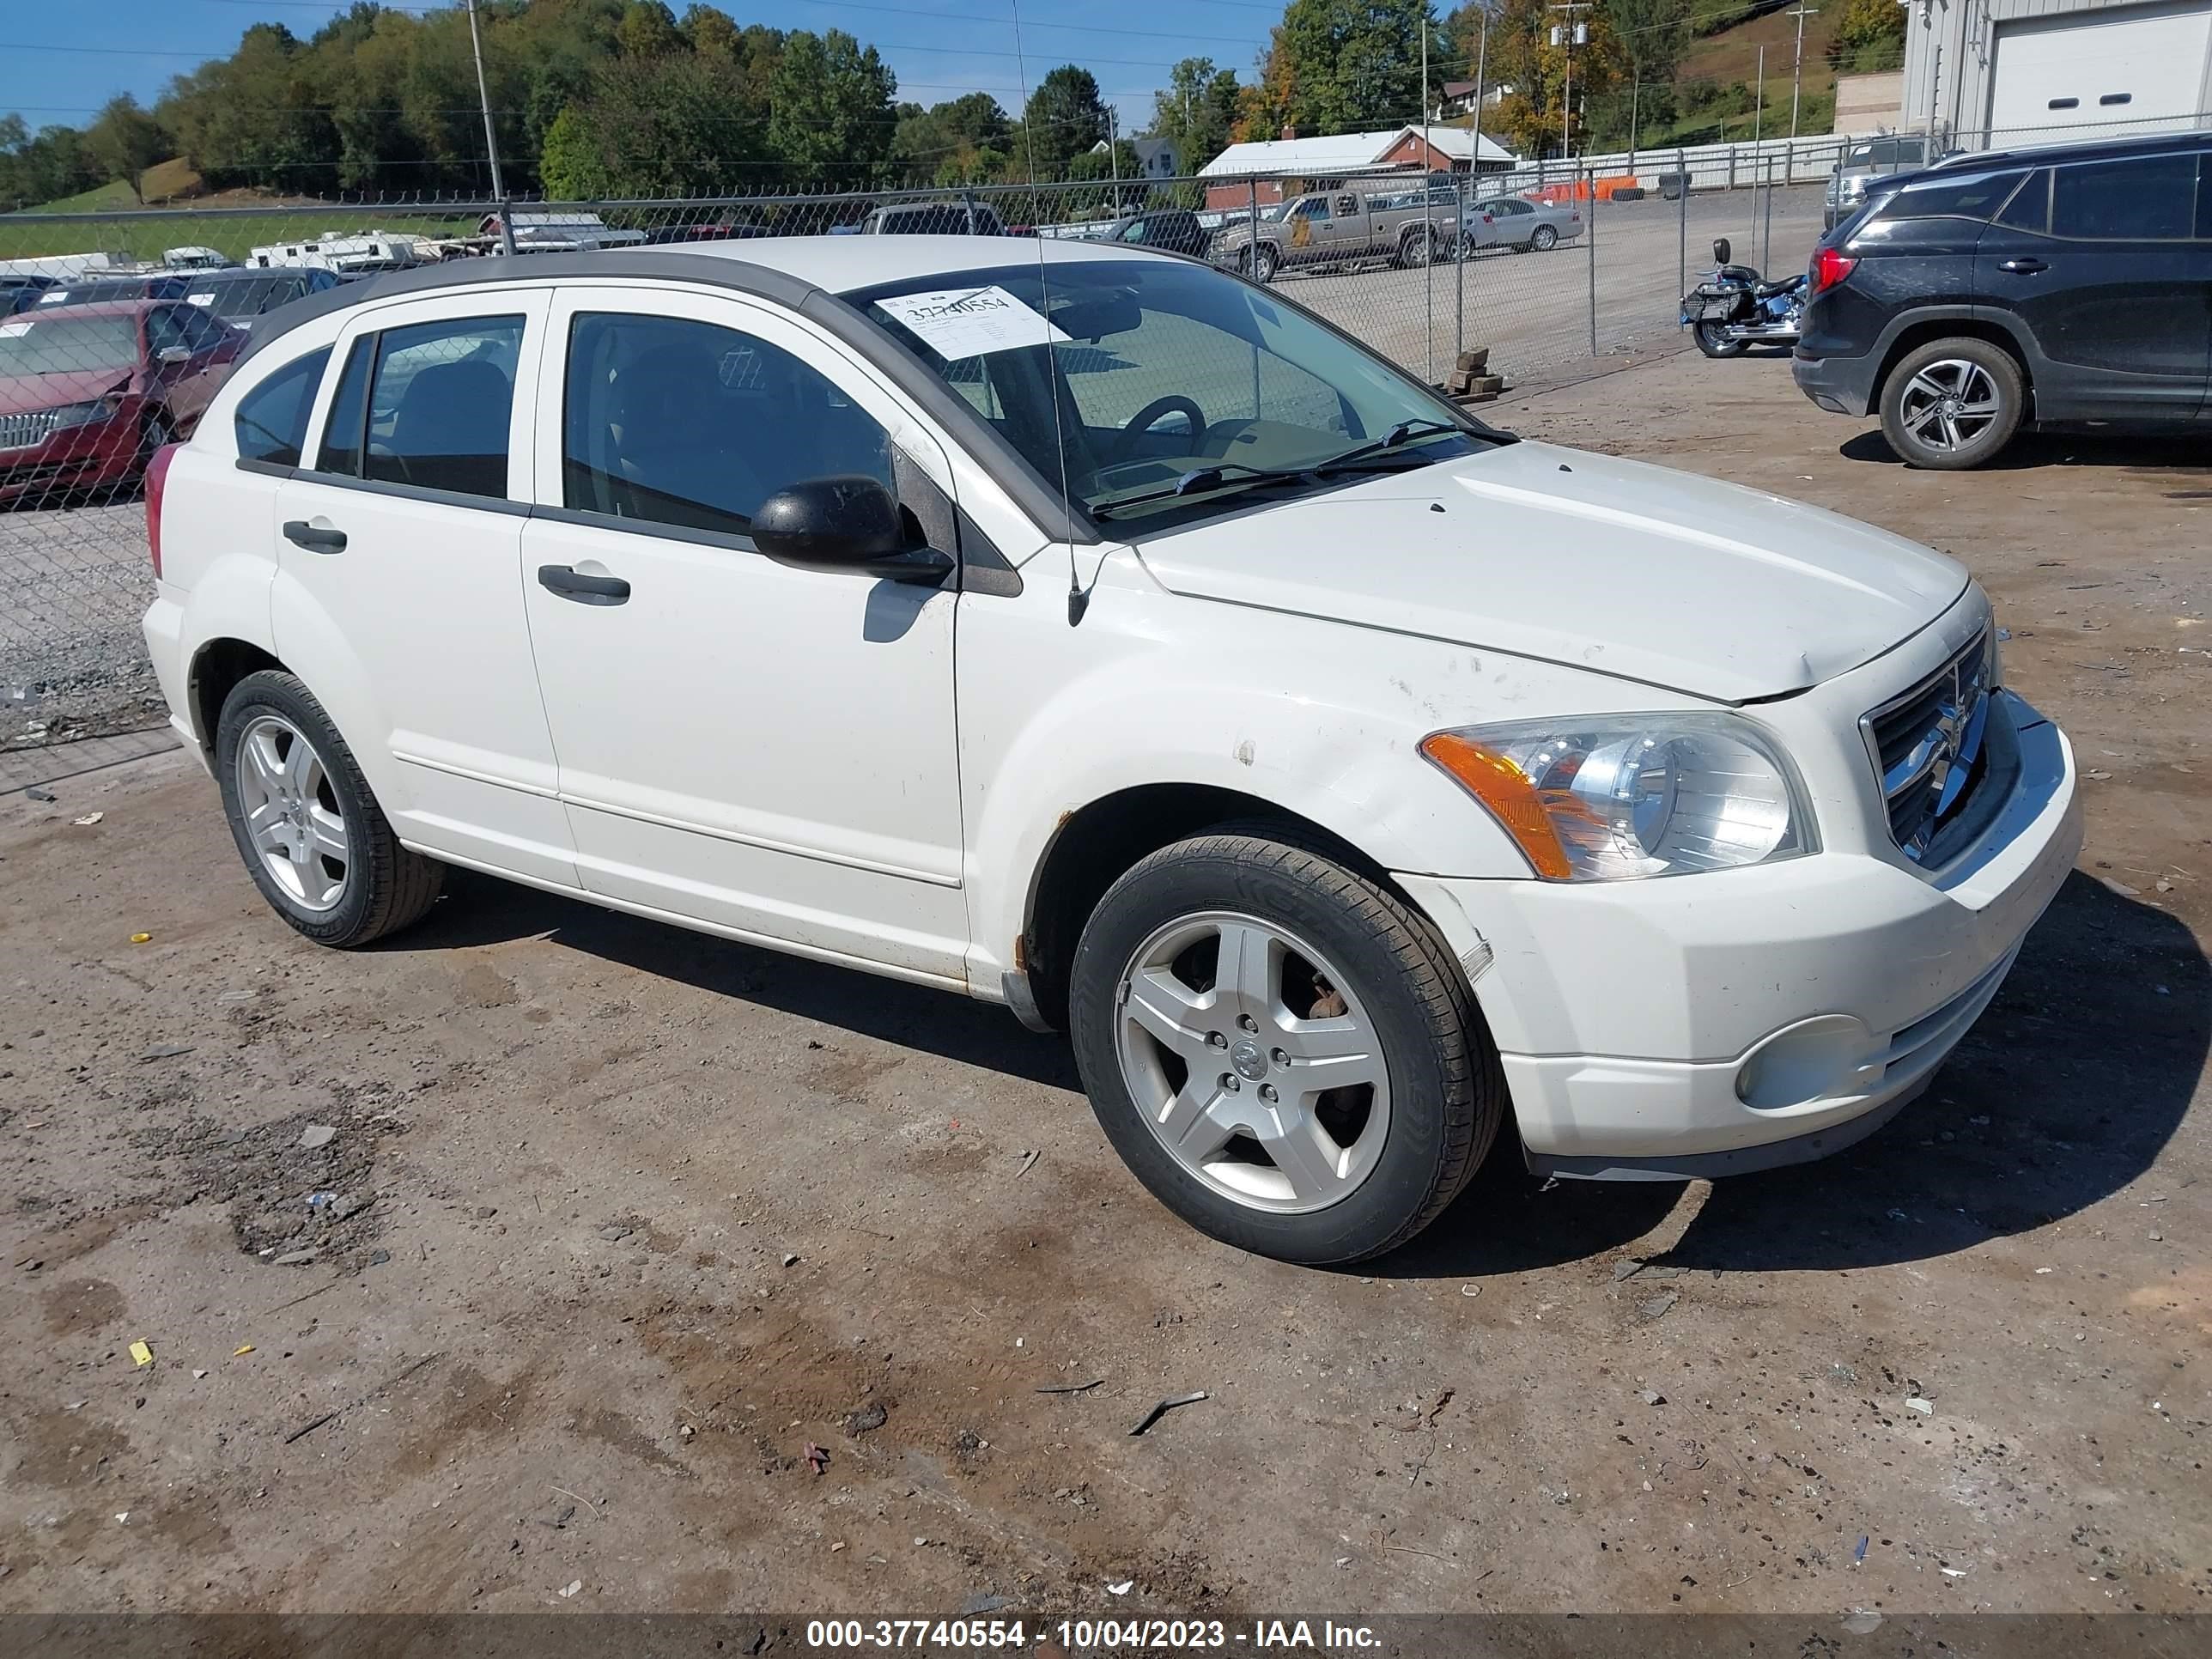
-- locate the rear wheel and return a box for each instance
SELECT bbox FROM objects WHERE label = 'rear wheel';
[1068,831,1501,1265]
[1693,319,1747,359]
[1399,227,1435,268]
[1531,223,1559,252]
[215,669,443,948]
[1879,337,2025,470]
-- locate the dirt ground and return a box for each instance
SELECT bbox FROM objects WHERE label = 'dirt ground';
[2,350,2207,1626]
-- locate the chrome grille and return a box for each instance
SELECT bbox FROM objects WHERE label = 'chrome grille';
[1863,629,1994,865]
[0,410,62,452]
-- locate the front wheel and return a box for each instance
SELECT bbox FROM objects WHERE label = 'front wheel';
[1693,319,1747,358]
[1068,832,1502,1265]
[1879,337,2025,470]
[1249,242,1279,283]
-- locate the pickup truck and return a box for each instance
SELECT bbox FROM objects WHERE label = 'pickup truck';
[1210,186,1456,283]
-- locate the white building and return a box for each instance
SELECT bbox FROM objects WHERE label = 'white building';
[1902,0,2212,147]
[1200,124,1517,181]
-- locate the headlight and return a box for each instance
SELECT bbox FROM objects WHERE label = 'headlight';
[1420,714,1815,881]
[50,395,125,432]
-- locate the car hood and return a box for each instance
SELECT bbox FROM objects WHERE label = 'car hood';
[0,368,134,415]
[1133,441,1967,703]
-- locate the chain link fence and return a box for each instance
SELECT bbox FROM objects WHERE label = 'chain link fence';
[2,164,1840,747]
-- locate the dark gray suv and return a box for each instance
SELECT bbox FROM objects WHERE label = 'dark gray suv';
[1792,131,2212,469]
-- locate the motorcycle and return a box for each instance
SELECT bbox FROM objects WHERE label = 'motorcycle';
[1680,237,1806,359]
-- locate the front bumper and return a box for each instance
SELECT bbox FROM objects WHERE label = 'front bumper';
[1792,348,1881,417]
[0,419,138,503]
[1398,689,2081,1180]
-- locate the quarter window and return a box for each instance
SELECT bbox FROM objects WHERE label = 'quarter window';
[1994,168,2050,234]
[2051,153,2197,240]
[363,315,525,499]
[562,312,894,539]
[1881,168,2027,222]
[234,347,331,467]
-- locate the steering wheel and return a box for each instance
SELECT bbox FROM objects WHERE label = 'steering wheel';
[1117,395,1207,459]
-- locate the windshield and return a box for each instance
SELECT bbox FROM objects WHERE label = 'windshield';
[851,257,1492,530]
[188,274,308,319]
[0,313,138,377]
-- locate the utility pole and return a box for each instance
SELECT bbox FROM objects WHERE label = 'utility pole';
[1753,44,1765,143]
[1550,3,1590,160]
[465,0,514,254]
[1787,5,1820,142]
[1468,7,1491,175]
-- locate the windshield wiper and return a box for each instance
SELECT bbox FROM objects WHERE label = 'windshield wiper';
[1310,419,1464,474]
[1090,462,1317,520]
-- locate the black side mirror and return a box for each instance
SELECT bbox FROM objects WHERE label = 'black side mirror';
[1712,237,1732,264]
[752,475,954,586]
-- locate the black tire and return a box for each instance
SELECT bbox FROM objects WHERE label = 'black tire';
[1878,336,2026,471]
[1531,223,1559,252]
[1067,831,1503,1265]
[214,669,443,948]
[1693,319,1747,359]
[1250,243,1279,283]
[1399,228,1434,268]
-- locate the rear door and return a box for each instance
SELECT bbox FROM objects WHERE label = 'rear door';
[273,287,578,885]
[1975,149,2209,420]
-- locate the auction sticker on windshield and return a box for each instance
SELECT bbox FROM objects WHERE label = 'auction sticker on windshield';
[872,285,1069,359]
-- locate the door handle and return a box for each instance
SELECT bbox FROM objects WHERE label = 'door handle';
[537,564,630,605]
[1997,257,2048,275]
[282,520,346,554]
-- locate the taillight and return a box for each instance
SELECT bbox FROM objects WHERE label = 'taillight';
[145,442,180,580]
[1811,246,1857,295]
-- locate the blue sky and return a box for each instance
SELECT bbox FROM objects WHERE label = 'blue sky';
[0,0,1290,137]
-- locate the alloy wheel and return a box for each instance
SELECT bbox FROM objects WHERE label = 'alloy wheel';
[234,714,350,912]
[1896,359,2002,453]
[1532,224,1558,251]
[1113,910,1391,1215]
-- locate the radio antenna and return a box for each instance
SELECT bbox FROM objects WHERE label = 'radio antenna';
[1009,0,1090,624]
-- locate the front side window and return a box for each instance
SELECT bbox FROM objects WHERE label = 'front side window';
[2051,154,2198,240]
[362,315,524,498]
[562,312,893,538]
[854,258,1493,532]
[235,346,331,466]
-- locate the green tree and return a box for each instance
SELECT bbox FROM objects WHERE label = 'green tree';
[1146,58,1242,172]
[615,0,683,58]
[681,3,742,58]
[84,94,170,204]
[768,30,897,187]
[1455,0,1624,156]
[1015,64,1111,179]
[1828,0,1907,72]
[541,48,763,197]
[1260,0,1447,137]
[893,92,1011,184]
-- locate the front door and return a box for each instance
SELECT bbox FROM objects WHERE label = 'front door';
[520,285,969,982]
[273,288,578,886]
[1977,151,2211,420]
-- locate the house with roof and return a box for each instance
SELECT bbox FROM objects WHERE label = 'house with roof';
[1197,125,1518,210]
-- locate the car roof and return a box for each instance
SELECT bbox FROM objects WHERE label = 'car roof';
[14,299,159,319]
[1929,127,2212,173]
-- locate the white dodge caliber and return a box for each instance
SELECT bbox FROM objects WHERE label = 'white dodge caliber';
[141,237,2081,1264]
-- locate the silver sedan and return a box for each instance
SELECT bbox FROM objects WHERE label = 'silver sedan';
[1460,195,1585,255]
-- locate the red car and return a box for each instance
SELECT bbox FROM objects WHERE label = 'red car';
[0,299,246,507]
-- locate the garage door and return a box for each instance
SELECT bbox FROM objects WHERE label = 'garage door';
[1987,0,2212,139]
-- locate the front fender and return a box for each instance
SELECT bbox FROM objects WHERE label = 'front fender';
[957,566,1656,985]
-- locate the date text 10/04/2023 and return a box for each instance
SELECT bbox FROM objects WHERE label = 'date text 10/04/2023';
[804,1620,1382,1651]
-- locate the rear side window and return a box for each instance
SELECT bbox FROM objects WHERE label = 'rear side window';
[316,337,374,477]
[1879,168,2025,222]
[364,315,524,498]
[2051,153,2197,240]
[234,347,330,467]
